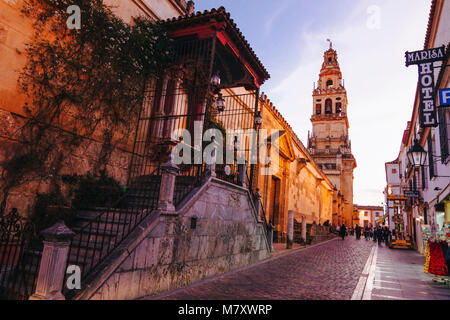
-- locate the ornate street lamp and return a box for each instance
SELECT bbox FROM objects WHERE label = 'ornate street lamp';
[407,139,427,168]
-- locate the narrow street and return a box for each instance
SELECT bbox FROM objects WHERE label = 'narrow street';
[146,237,450,300]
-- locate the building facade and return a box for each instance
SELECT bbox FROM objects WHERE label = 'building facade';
[353,205,384,228]
[257,94,335,242]
[385,0,449,253]
[308,43,357,226]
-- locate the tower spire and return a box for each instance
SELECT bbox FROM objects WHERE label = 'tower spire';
[327,38,332,49]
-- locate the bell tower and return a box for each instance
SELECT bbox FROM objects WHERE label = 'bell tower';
[308,41,357,226]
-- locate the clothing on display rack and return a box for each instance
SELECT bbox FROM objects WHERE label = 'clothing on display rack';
[427,239,449,276]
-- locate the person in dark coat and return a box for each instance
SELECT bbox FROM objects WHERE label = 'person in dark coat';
[339,224,347,240]
[364,226,371,240]
[355,225,361,240]
[377,226,383,245]
[373,227,378,242]
[383,227,391,246]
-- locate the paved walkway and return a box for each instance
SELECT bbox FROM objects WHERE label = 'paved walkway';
[356,243,450,300]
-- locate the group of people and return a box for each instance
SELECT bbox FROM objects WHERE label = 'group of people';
[338,224,392,246]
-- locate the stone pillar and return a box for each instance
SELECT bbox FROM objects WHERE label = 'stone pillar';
[30,221,75,300]
[301,216,307,244]
[237,163,246,187]
[287,210,294,249]
[444,200,450,223]
[267,228,274,252]
[205,137,217,178]
[158,159,180,213]
[254,188,262,221]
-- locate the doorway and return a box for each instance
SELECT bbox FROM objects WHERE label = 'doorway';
[270,176,281,243]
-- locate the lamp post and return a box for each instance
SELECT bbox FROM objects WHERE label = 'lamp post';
[406,139,427,248]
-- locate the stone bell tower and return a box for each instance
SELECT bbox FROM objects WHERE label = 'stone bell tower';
[308,41,357,226]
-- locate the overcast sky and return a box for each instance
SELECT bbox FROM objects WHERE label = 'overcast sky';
[194,0,432,206]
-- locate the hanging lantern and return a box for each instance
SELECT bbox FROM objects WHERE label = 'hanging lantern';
[210,72,221,87]
[217,93,225,112]
[407,139,427,167]
[254,111,263,127]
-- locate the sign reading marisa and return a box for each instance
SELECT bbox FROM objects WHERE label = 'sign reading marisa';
[405,46,445,66]
[405,46,446,127]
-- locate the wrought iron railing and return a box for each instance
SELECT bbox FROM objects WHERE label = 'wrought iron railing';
[63,166,161,299]
[0,209,42,300]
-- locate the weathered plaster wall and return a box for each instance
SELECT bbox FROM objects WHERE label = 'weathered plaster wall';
[258,97,334,229]
[83,179,270,300]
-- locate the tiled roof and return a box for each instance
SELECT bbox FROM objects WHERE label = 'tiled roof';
[424,0,438,49]
[159,7,270,82]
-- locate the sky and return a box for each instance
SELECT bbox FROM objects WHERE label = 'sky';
[194,0,432,206]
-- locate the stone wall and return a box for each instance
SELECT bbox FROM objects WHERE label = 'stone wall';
[77,178,271,300]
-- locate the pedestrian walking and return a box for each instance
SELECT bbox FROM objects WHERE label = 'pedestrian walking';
[354,225,360,240]
[339,224,347,240]
[364,226,370,240]
[377,226,383,245]
[373,227,378,242]
[383,227,391,246]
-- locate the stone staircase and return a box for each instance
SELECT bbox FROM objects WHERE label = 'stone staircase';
[63,172,202,299]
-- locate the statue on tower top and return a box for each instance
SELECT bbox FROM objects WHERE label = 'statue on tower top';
[327,39,332,49]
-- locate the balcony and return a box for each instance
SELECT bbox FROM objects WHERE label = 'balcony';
[311,113,347,121]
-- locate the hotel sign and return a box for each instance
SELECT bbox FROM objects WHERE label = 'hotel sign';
[404,190,419,198]
[405,46,446,128]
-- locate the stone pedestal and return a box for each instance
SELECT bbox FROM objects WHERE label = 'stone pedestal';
[254,189,262,221]
[445,200,450,222]
[29,221,75,300]
[267,229,273,252]
[205,139,217,178]
[157,160,180,214]
[237,163,246,187]
[287,210,294,249]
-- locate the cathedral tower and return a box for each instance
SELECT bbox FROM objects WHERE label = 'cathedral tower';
[308,42,357,226]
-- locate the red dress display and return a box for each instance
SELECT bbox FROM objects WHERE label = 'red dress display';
[427,240,448,276]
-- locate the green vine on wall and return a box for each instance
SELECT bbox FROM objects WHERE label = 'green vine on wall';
[0,0,174,214]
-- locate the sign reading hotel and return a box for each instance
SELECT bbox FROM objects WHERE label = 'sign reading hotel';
[405,45,446,127]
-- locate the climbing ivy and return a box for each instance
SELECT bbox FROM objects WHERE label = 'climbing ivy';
[0,0,174,214]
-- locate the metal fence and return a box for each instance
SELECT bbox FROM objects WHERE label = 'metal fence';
[0,209,41,300]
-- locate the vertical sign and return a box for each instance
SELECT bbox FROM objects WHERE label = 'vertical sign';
[405,46,446,128]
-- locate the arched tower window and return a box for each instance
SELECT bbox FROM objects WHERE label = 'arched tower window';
[336,102,342,114]
[325,99,332,114]
[316,104,322,115]
[326,80,333,88]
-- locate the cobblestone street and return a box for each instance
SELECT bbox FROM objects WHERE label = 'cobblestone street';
[145,237,450,300]
[147,237,375,300]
